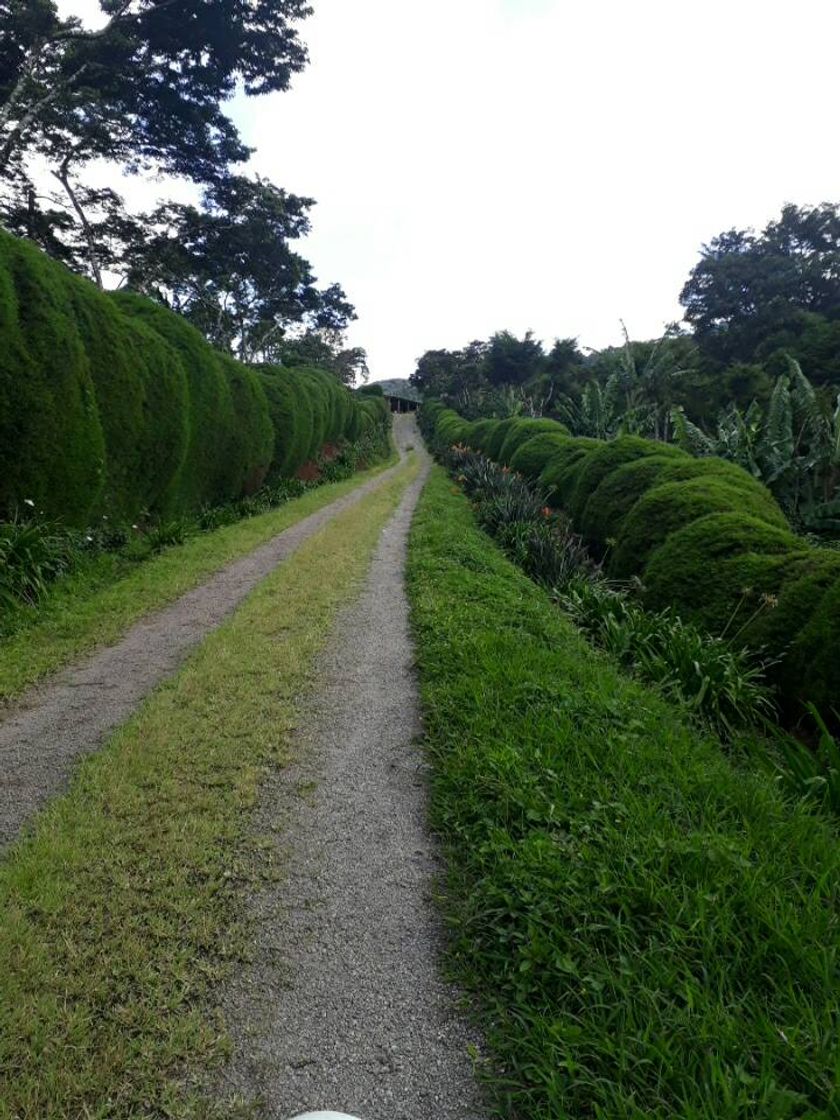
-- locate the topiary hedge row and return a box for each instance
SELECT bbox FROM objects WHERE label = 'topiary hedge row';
[423,402,839,722]
[0,230,388,525]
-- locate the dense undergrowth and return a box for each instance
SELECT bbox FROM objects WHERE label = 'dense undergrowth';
[407,469,840,1120]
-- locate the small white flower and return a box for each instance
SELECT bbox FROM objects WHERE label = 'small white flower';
[23,498,35,508]
[85,535,93,543]
[132,524,139,530]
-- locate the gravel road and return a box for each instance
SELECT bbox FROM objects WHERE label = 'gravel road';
[212,432,487,1120]
[0,450,409,852]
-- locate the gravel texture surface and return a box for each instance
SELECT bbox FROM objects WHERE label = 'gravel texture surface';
[213,427,487,1120]
[0,459,406,852]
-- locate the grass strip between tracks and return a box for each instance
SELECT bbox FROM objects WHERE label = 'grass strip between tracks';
[407,468,840,1120]
[0,453,419,1120]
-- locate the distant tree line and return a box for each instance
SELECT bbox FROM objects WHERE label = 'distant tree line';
[0,0,366,382]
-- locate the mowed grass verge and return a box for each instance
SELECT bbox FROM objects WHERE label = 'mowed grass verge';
[407,469,840,1120]
[0,453,419,1120]
[0,457,395,703]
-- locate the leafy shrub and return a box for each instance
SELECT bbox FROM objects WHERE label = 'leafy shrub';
[773,704,840,814]
[496,417,569,464]
[566,435,686,521]
[642,513,808,633]
[578,454,778,554]
[197,504,240,533]
[145,519,192,554]
[496,518,593,589]
[507,431,575,482]
[609,477,787,578]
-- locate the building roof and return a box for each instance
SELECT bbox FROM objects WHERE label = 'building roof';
[370,378,423,403]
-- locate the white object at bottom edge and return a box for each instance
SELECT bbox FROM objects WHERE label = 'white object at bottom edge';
[289,1113,362,1120]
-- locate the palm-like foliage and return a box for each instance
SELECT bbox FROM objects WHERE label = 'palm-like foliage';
[672,360,840,532]
[560,326,690,441]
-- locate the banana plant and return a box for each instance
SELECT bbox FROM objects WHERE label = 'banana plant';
[672,360,840,533]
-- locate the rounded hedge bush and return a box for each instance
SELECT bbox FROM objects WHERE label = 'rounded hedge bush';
[467,419,501,452]
[580,454,778,552]
[484,418,520,461]
[112,291,243,511]
[579,455,689,550]
[642,513,808,634]
[609,477,788,579]
[539,439,602,508]
[436,409,472,446]
[0,229,376,524]
[0,232,106,524]
[497,418,570,465]
[288,368,319,464]
[216,355,273,495]
[299,368,331,457]
[566,436,687,523]
[779,571,840,719]
[740,552,840,714]
[258,368,304,477]
[509,432,576,482]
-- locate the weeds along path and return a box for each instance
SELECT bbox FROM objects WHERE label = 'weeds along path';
[0,424,415,852]
[212,440,486,1120]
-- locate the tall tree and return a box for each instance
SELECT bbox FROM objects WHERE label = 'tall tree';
[124,175,357,363]
[681,203,840,369]
[0,0,312,278]
[483,330,546,387]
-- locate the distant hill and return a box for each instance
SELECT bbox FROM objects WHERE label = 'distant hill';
[370,378,423,403]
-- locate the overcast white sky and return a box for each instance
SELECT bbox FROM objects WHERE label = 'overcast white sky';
[62,0,840,380]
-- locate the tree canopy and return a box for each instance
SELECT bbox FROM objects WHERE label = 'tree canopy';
[0,0,365,380]
[681,203,840,371]
[123,175,356,363]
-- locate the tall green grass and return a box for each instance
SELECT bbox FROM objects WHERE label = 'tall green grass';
[407,469,840,1119]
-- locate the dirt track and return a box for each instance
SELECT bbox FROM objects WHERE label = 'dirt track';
[212,432,487,1120]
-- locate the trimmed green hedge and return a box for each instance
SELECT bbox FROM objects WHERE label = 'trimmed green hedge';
[424,403,840,724]
[497,417,570,465]
[0,231,107,524]
[567,436,687,522]
[579,455,775,555]
[538,438,601,504]
[508,432,576,482]
[0,231,382,524]
[610,477,788,579]
[467,418,501,452]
